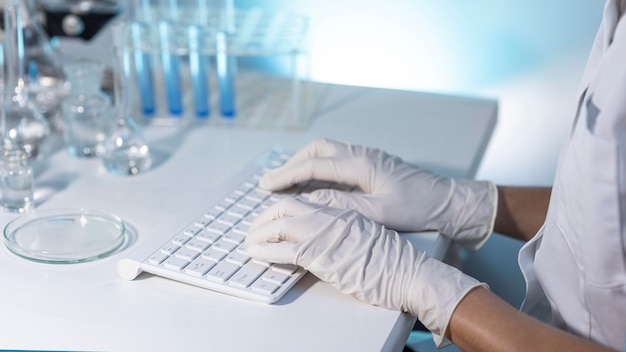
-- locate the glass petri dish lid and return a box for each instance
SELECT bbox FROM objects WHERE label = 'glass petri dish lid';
[3,208,126,263]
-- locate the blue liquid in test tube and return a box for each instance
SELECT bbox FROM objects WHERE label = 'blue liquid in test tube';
[188,25,210,118]
[131,22,155,115]
[216,31,235,117]
[158,20,183,116]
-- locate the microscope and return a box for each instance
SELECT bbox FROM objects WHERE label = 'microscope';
[0,0,122,79]
[36,0,122,40]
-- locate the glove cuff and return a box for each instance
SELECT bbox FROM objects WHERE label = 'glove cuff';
[404,255,490,348]
[440,179,498,250]
[432,282,490,347]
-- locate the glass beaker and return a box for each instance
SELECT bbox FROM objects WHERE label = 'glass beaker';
[61,59,112,157]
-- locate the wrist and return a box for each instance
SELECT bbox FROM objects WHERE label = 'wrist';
[405,255,489,347]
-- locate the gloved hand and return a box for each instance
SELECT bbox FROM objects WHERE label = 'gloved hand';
[260,138,498,249]
[245,198,488,346]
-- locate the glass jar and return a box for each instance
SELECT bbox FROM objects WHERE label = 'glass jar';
[1,149,34,213]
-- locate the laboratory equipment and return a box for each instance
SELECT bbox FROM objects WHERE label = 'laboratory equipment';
[2,0,51,160]
[0,149,34,213]
[3,208,126,263]
[119,1,313,128]
[157,18,184,115]
[117,149,306,303]
[102,23,152,176]
[61,58,112,157]
[2,0,66,88]
[0,0,122,132]
[130,21,156,115]
[102,117,152,175]
[188,21,211,117]
[216,30,235,117]
[38,0,121,40]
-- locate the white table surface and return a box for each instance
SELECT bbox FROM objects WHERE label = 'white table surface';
[0,82,496,351]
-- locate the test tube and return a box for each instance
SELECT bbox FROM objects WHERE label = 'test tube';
[158,0,183,116]
[216,31,236,118]
[131,22,156,116]
[187,0,210,118]
[216,0,236,117]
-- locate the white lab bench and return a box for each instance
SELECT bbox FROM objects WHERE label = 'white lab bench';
[0,82,496,351]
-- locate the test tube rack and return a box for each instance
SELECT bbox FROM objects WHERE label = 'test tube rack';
[114,6,319,130]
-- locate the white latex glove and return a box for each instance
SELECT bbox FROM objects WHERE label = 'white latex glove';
[260,138,498,249]
[246,198,487,347]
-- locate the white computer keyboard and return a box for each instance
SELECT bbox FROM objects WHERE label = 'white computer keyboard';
[117,149,308,304]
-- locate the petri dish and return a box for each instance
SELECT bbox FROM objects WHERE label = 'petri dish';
[3,208,126,264]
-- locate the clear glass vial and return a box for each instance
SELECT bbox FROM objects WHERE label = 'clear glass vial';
[1,149,34,213]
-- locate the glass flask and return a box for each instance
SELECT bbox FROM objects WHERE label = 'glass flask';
[2,0,51,160]
[102,23,152,175]
[61,59,112,157]
[101,117,152,175]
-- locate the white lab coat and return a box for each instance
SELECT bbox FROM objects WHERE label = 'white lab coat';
[518,0,626,350]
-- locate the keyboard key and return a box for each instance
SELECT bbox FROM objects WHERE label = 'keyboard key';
[163,256,189,271]
[246,189,270,202]
[203,207,223,220]
[148,252,169,265]
[215,200,232,212]
[160,244,180,255]
[172,235,191,246]
[196,230,222,243]
[202,248,227,262]
[252,259,271,267]
[261,270,289,285]
[231,222,249,235]
[235,197,260,211]
[271,263,299,275]
[250,279,280,295]
[225,251,250,266]
[206,261,240,282]
[224,191,243,203]
[205,222,230,236]
[223,231,245,244]
[193,217,211,228]
[229,262,267,288]
[241,213,257,226]
[175,247,201,261]
[186,239,211,252]
[252,204,270,217]
[185,257,216,277]
[242,178,258,189]
[236,245,249,256]
[182,225,203,237]
[211,238,238,253]
[227,206,249,219]
[234,183,253,195]
[216,213,240,227]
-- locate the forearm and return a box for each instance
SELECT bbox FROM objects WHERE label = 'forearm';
[447,287,617,352]
[493,186,551,242]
